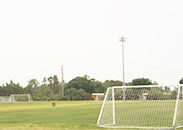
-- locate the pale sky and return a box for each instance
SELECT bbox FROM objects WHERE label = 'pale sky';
[0,0,183,87]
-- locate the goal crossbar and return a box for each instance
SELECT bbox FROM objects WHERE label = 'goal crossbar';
[111,85,180,89]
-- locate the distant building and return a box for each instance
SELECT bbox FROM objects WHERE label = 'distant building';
[92,93,104,101]
[142,93,148,100]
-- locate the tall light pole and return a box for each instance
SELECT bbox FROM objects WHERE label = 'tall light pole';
[119,37,126,103]
[119,37,126,86]
[61,65,64,97]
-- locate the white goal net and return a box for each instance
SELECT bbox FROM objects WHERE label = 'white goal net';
[97,85,183,129]
[0,96,12,102]
[0,94,32,102]
[10,94,32,102]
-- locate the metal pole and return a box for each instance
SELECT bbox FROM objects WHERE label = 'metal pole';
[122,41,125,86]
[173,85,180,128]
[62,65,64,97]
[112,87,115,125]
[122,41,125,103]
[119,37,126,86]
[119,37,126,103]
[97,87,110,126]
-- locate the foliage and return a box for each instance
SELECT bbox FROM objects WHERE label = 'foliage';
[66,75,106,94]
[65,88,92,100]
[0,80,23,96]
[146,89,171,100]
[0,75,106,101]
[103,80,123,87]
[179,77,183,84]
[115,86,177,101]
[170,89,177,100]
[2,75,180,101]
[132,78,152,85]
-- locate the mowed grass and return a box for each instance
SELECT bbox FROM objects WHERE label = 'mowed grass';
[0,101,183,130]
[0,101,102,130]
[115,100,176,127]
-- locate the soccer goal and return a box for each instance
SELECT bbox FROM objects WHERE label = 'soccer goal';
[97,85,183,129]
[10,94,32,102]
[0,96,12,102]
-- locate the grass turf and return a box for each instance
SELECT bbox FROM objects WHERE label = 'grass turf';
[0,101,102,130]
[0,101,183,130]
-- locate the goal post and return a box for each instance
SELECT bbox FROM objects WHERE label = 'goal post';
[97,85,183,129]
[10,94,32,102]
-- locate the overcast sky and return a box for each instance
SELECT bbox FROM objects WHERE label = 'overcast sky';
[0,0,183,87]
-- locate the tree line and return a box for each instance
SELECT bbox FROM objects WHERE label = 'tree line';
[115,86,179,101]
[0,75,183,101]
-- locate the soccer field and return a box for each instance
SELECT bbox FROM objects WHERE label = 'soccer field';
[0,101,102,130]
[0,101,183,130]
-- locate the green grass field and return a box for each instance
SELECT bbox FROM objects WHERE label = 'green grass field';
[99,100,179,128]
[0,101,183,130]
[0,101,102,130]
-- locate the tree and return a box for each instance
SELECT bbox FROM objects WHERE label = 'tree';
[52,75,60,95]
[164,86,171,93]
[24,84,33,96]
[77,89,91,100]
[0,86,4,96]
[28,79,40,89]
[170,88,178,100]
[65,88,77,101]
[103,80,123,87]
[179,78,183,84]
[47,75,60,95]
[66,75,106,94]
[33,89,42,101]
[1,80,24,96]
[24,79,40,98]
[146,89,171,100]
[42,77,47,84]
[95,81,106,93]
[131,78,152,85]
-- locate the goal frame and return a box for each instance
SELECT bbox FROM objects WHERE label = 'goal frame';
[10,94,32,102]
[97,84,183,129]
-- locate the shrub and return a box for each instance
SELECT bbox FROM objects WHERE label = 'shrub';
[61,95,70,101]
[47,98,51,101]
